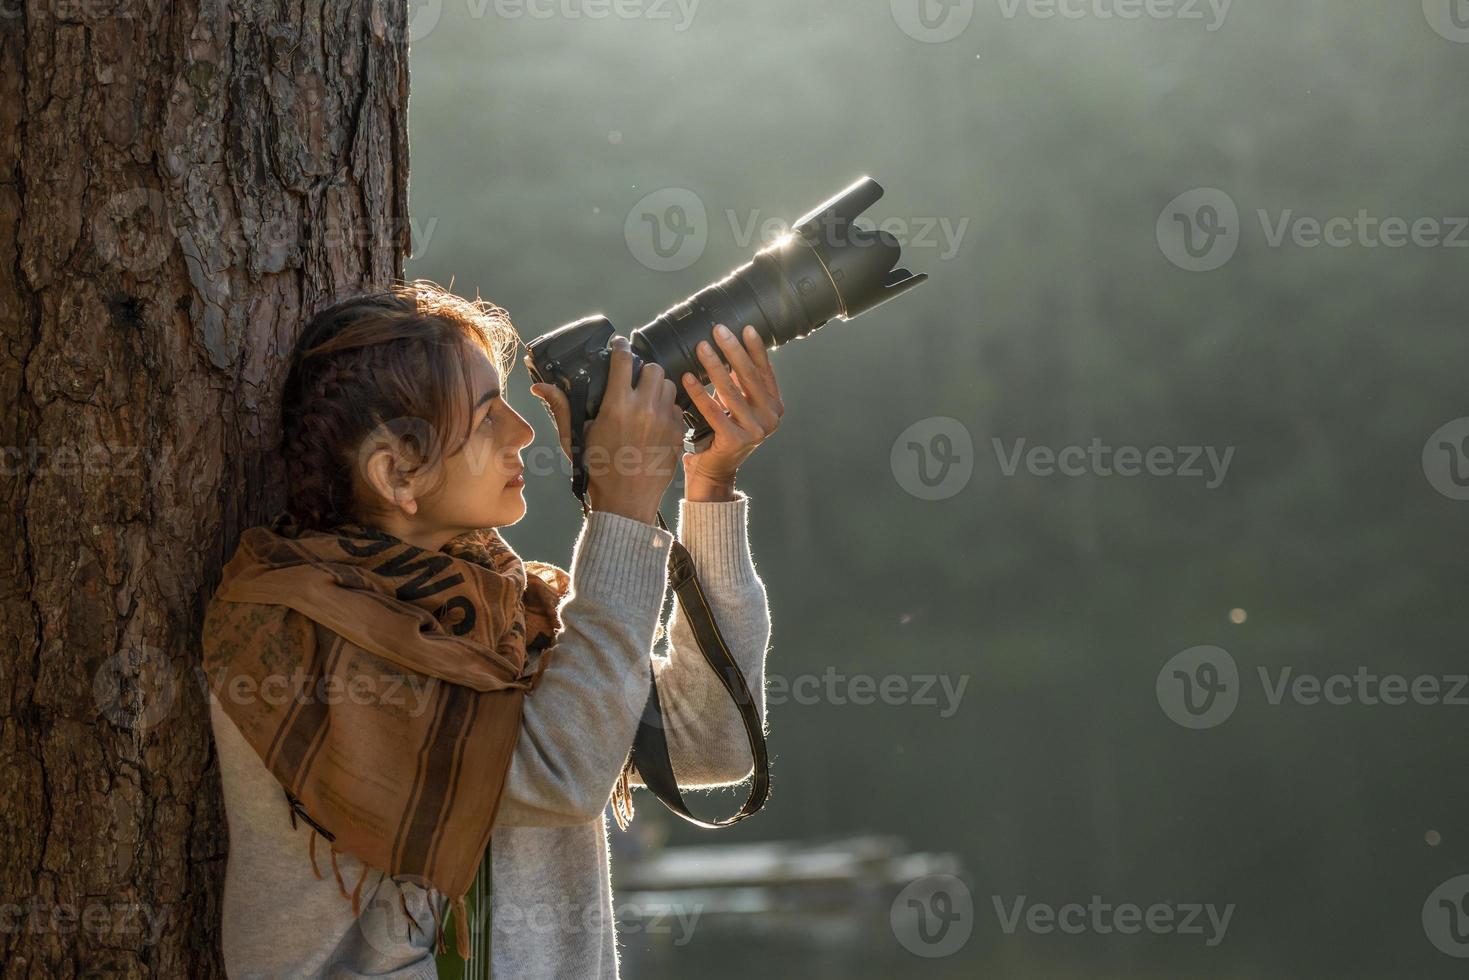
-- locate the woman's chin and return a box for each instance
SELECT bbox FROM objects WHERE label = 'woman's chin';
[490,493,527,525]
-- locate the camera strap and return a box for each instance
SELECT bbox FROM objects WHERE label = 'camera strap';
[563,388,771,829]
[626,510,770,828]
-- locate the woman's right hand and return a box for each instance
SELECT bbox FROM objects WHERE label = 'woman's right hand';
[528,336,688,526]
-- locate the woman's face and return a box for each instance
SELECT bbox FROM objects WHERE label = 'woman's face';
[415,344,536,536]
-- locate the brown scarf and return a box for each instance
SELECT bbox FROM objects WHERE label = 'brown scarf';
[201,511,571,959]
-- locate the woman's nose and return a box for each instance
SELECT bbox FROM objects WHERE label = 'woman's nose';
[510,407,536,450]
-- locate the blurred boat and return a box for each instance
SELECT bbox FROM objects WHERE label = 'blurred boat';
[613,833,964,943]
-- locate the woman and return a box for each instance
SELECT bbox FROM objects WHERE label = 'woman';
[204,280,780,978]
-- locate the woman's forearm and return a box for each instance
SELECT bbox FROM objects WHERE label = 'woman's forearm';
[494,491,770,826]
[632,490,772,789]
[493,509,671,826]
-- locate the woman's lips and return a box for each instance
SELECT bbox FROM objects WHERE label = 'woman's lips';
[505,471,525,487]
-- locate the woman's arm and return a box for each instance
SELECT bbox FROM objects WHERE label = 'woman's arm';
[493,490,771,826]
[630,488,771,789]
[493,508,674,827]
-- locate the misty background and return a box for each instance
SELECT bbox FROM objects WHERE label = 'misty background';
[405,2,1469,976]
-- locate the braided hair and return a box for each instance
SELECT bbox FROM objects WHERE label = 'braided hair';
[279,279,521,532]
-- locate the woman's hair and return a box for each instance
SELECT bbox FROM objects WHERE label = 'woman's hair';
[279,279,520,531]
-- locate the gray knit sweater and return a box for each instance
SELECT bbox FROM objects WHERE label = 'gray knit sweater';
[211,491,771,978]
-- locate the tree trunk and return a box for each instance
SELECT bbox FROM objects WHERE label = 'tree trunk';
[0,2,410,975]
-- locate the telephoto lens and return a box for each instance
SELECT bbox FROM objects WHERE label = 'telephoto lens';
[526,176,929,449]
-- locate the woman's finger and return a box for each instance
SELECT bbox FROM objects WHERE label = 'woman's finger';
[531,382,574,456]
[710,329,782,433]
[604,335,635,405]
[681,373,746,441]
[713,326,781,432]
[696,335,764,432]
[739,325,781,404]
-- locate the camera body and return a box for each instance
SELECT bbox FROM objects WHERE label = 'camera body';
[525,176,929,451]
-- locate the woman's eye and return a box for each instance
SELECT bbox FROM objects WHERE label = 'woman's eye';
[479,410,494,429]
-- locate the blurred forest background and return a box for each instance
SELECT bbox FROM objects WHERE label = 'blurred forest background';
[405,1,1469,976]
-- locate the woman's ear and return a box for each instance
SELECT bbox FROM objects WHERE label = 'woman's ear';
[361,443,419,517]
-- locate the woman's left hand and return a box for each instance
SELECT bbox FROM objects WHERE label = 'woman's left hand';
[679,323,784,484]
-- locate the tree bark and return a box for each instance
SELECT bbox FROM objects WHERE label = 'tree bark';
[0,1,410,975]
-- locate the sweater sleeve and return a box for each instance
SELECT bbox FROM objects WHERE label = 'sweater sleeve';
[630,489,772,789]
[493,508,674,827]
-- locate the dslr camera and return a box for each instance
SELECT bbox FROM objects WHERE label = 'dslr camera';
[525,176,929,454]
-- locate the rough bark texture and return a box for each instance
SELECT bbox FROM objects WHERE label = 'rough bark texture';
[0,1,410,975]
